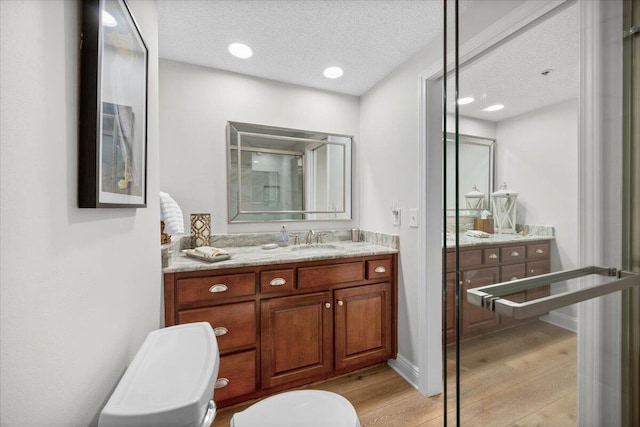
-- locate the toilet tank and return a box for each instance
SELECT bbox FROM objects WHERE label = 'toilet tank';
[99,322,219,427]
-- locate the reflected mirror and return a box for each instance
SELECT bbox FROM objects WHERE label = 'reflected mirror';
[227,121,352,223]
[445,133,495,215]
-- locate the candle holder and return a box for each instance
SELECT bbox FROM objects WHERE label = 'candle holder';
[491,183,518,234]
[190,213,211,248]
[465,185,486,210]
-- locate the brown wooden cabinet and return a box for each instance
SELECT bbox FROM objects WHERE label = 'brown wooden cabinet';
[164,253,397,408]
[334,282,392,370]
[261,292,333,389]
[445,240,551,344]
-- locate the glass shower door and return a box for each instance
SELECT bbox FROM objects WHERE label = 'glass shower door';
[442,0,640,425]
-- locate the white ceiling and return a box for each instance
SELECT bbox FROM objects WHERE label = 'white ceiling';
[157,0,445,96]
[448,3,579,122]
[158,1,579,121]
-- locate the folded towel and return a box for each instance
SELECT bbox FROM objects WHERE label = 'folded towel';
[159,191,185,235]
[184,246,230,263]
[193,246,229,258]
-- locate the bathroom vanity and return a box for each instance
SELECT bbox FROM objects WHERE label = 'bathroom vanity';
[163,242,397,408]
[445,236,552,344]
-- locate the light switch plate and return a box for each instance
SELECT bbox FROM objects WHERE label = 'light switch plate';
[409,208,419,228]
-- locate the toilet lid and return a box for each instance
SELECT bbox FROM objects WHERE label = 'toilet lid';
[231,390,359,427]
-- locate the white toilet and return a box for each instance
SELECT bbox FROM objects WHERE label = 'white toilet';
[99,322,360,427]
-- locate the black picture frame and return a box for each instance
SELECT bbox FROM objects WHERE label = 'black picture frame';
[79,0,148,208]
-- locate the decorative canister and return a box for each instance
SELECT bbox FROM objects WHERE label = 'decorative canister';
[190,213,211,248]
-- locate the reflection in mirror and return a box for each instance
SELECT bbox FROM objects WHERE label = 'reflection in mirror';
[227,122,352,223]
[445,133,495,217]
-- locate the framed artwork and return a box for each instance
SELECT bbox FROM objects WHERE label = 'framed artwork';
[79,0,148,207]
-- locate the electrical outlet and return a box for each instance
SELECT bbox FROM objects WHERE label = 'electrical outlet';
[409,208,419,228]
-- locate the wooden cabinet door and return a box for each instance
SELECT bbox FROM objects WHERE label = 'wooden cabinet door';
[261,292,333,389]
[334,283,392,370]
[462,267,500,336]
[445,273,457,345]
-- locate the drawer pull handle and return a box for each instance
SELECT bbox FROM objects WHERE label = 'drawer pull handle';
[536,249,544,254]
[209,284,228,293]
[215,378,229,389]
[269,277,286,286]
[374,266,387,273]
[489,254,498,260]
[510,251,520,257]
[213,327,228,336]
[325,302,331,309]
[337,300,344,306]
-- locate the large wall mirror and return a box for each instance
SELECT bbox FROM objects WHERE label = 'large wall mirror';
[445,133,495,216]
[227,121,352,223]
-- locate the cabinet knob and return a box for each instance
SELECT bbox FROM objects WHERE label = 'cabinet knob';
[510,251,520,257]
[489,254,498,260]
[374,266,387,273]
[324,302,331,309]
[510,276,518,281]
[215,378,229,389]
[530,269,535,274]
[213,327,228,336]
[536,249,544,254]
[466,279,471,284]
[209,284,228,293]
[269,277,286,286]
[337,300,344,306]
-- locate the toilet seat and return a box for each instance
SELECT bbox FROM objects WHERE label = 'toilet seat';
[231,390,360,427]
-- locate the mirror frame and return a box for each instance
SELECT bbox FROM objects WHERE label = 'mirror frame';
[445,132,495,217]
[227,121,353,223]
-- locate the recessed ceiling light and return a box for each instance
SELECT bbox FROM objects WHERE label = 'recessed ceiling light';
[102,10,117,27]
[228,43,253,59]
[457,97,475,105]
[483,104,505,112]
[323,66,344,79]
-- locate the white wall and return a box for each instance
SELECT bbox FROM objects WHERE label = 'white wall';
[159,59,360,234]
[0,1,161,426]
[495,98,579,325]
[358,0,534,378]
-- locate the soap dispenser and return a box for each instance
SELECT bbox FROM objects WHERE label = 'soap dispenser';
[278,226,289,246]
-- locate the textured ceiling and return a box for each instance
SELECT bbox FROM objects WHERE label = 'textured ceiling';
[448,3,579,122]
[158,1,578,121]
[157,0,445,96]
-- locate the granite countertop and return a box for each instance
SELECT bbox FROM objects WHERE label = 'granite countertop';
[163,241,398,273]
[446,233,554,248]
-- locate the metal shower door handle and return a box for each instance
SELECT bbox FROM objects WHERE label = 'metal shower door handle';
[467,267,640,320]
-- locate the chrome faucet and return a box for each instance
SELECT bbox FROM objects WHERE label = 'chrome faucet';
[306,230,315,245]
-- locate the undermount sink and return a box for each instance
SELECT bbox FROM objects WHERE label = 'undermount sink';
[290,244,345,252]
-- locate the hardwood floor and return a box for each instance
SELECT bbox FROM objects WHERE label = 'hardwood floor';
[212,321,576,426]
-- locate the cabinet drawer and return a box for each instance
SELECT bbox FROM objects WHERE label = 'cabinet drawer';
[484,248,500,265]
[215,350,257,402]
[501,263,525,282]
[261,269,295,293]
[462,267,499,288]
[298,262,363,289]
[177,301,256,353]
[527,242,550,260]
[176,273,255,306]
[446,249,482,271]
[527,260,550,277]
[501,245,525,263]
[366,259,391,280]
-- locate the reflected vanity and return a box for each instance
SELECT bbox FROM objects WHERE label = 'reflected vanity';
[227,122,352,223]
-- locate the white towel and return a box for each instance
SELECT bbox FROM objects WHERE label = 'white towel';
[159,191,185,235]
